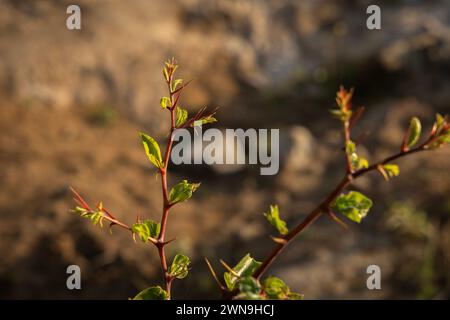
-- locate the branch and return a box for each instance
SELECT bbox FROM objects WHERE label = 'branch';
[253,143,428,280]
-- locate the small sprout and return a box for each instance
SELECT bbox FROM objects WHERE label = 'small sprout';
[378,164,400,181]
[426,113,450,149]
[223,254,262,291]
[346,140,368,171]
[132,219,160,243]
[263,205,288,236]
[160,96,171,109]
[132,286,169,300]
[163,58,178,83]
[169,180,200,205]
[331,191,373,223]
[350,153,369,170]
[168,254,190,279]
[330,86,353,122]
[139,132,164,169]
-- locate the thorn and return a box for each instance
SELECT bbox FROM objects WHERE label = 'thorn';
[327,210,348,230]
[136,209,141,224]
[219,259,239,277]
[172,79,193,94]
[70,186,91,210]
[102,207,116,220]
[376,164,389,181]
[161,237,176,245]
[349,106,365,129]
[109,222,117,235]
[205,258,226,291]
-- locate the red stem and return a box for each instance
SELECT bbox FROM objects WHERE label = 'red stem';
[253,144,428,280]
[155,72,178,298]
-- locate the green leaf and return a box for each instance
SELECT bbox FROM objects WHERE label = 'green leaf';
[168,254,190,279]
[263,276,289,299]
[139,132,163,169]
[169,180,200,204]
[345,141,356,155]
[350,153,369,170]
[223,254,262,291]
[171,79,183,92]
[193,115,217,127]
[331,191,373,223]
[160,96,171,109]
[132,219,160,242]
[73,206,105,227]
[263,205,288,235]
[163,67,170,82]
[383,164,400,178]
[176,107,188,127]
[358,156,369,169]
[406,117,421,148]
[236,277,262,300]
[262,276,303,300]
[132,286,168,300]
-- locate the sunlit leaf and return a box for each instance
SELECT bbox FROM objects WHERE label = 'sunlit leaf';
[263,205,288,235]
[223,254,262,291]
[168,254,190,279]
[160,96,171,109]
[331,191,373,223]
[262,276,303,300]
[383,164,399,178]
[132,286,168,300]
[139,132,163,169]
[171,79,183,92]
[176,107,188,127]
[235,277,262,300]
[169,180,200,204]
[406,117,421,148]
[132,219,160,242]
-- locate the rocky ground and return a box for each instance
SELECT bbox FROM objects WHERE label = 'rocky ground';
[0,0,449,299]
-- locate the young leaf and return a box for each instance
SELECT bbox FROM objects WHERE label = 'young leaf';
[262,276,304,300]
[193,115,217,127]
[331,191,373,223]
[263,276,289,299]
[350,153,369,170]
[139,132,163,169]
[169,180,200,204]
[223,254,262,291]
[160,96,171,109]
[263,205,288,235]
[345,141,356,155]
[383,164,400,178]
[132,219,160,242]
[406,117,422,148]
[168,254,190,279]
[235,277,262,300]
[132,286,168,300]
[171,79,183,92]
[176,107,188,127]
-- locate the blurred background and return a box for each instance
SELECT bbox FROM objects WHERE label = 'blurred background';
[0,0,449,299]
